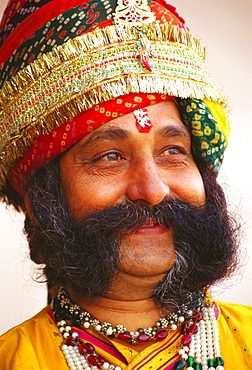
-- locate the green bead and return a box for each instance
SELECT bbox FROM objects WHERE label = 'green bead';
[208,359,215,367]
[216,357,224,366]
[187,356,195,367]
[173,360,186,370]
[194,363,202,370]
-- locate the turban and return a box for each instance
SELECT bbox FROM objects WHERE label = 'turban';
[0,0,230,202]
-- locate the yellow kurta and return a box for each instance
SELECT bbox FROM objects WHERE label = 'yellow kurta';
[0,300,252,369]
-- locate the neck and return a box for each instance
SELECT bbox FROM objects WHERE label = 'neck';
[69,270,170,331]
[67,271,171,350]
[71,293,164,328]
[68,292,168,351]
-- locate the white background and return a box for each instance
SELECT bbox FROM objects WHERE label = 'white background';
[0,0,252,335]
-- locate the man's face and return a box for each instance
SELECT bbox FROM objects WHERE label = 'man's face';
[60,100,206,289]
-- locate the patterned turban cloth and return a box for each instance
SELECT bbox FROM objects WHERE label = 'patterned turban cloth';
[0,0,230,204]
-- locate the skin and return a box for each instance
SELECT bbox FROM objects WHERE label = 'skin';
[60,99,206,350]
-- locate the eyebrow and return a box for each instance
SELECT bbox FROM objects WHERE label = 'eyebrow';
[157,124,190,139]
[78,126,130,149]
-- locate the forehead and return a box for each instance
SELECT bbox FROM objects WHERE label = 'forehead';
[74,99,190,149]
[104,99,186,129]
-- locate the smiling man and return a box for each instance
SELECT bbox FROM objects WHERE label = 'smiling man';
[0,0,252,369]
[58,100,205,300]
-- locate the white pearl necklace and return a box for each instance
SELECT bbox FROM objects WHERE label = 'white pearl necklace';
[176,305,224,370]
[61,344,122,370]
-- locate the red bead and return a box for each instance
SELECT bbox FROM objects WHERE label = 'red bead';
[188,323,198,334]
[78,343,87,355]
[118,332,131,341]
[137,333,150,343]
[96,355,105,365]
[192,312,202,322]
[83,342,95,353]
[181,334,192,345]
[156,330,168,341]
[87,355,100,366]
[181,323,189,334]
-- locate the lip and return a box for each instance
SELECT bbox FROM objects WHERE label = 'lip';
[135,220,168,235]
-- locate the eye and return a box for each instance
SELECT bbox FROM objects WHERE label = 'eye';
[100,152,123,161]
[159,147,186,156]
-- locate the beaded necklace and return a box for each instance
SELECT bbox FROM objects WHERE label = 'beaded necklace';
[53,287,224,370]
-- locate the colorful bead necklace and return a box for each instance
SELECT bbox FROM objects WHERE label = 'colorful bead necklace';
[53,287,224,370]
[57,319,122,370]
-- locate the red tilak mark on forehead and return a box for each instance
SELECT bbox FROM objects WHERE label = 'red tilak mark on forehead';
[133,108,153,133]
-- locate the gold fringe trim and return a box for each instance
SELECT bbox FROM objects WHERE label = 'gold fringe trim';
[0,23,205,104]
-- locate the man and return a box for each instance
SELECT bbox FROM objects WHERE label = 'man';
[0,0,251,369]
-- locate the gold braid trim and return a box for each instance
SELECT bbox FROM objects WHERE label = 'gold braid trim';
[0,23,227,192]
[0,24,206,104]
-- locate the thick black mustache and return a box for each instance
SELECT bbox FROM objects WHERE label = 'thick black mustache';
[59,196,232,300]
[71,198,207,238]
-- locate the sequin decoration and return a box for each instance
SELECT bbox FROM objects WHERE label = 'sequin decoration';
[114,0,156,26]
[136,29,153,71]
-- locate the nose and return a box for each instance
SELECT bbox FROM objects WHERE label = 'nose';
[126,157,170,206]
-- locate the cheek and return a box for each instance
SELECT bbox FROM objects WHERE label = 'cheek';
[192,171,206,204]
[188,174,205,203]
[80,182,124,211]
[171,169,206,206]
[61,167,127,216]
